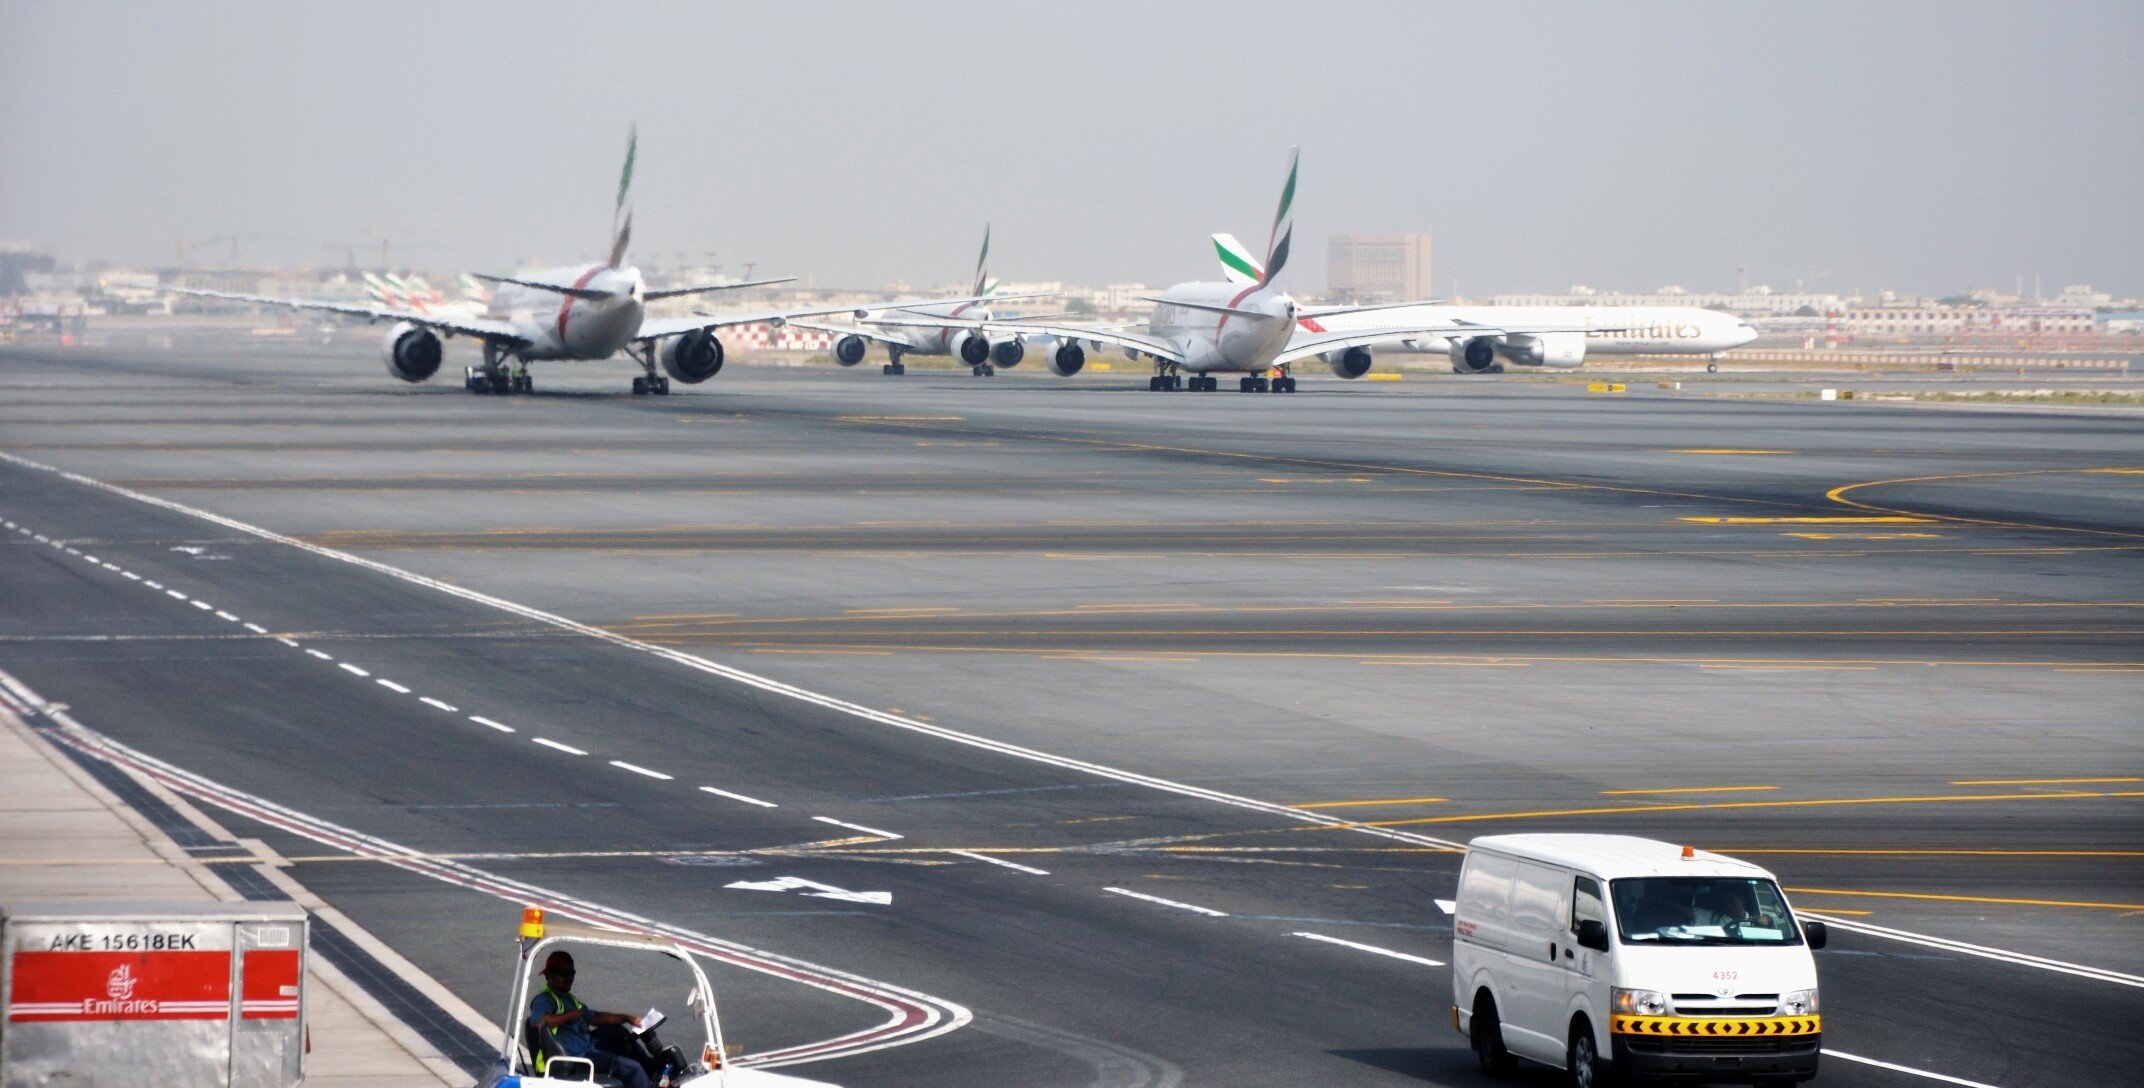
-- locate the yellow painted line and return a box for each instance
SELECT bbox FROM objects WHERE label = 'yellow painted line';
[1340,789,2144,830]
[1672,448,1792,455]
[1681,515,1932,525]
[1365,373,1404,382]
[1788,907,1873,916]
[1600,785,1778,796]
[1952,777,2141,786]
[1295,797,1448,810]
[2087,467,2144,475]
[1784,887,2144,912]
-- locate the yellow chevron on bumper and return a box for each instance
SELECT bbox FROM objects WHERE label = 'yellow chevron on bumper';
[1612,1014,1821,1037]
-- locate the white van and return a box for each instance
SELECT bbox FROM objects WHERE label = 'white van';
[1450,834,1826,1086]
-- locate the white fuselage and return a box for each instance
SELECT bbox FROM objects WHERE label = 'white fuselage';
[1308,305,1757,359]
[484,264,647,361]
[867,298,998,356]
[1147,281,1299,373]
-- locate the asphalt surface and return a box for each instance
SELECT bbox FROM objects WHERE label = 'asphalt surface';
[2,325,2139,1087]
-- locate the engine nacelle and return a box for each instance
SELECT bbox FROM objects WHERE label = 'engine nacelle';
[1450,336,1500,374]
[661,329,725,383]
[381,323,443,382]
[991,339,1025,367]
[1496,332,1587,369]
[832,334,868,366]
[954,333,991,365]
[1050,342,1086,376]
[1324,346,1373,379]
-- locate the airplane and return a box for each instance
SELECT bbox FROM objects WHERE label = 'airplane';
[867,149,1622,392]
[1212,234,1759,374]
[168,128,1004,396]
[787,227,1055,377]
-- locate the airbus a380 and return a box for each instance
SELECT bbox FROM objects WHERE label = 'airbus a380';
[790,227,1054,377]
[874,150,1626,392]
[172,128,1001,396]
[1213,234,1757,375]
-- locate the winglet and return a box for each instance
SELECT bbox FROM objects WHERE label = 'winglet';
[609,124,637,268]
[1261,147,1297,284]
[1213,233,1263,285]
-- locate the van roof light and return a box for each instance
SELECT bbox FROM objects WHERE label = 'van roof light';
[519,906,546,938]
[1680,845,1695,859]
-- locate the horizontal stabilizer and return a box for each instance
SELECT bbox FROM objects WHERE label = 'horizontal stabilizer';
[1138,296,1274,319]
[471,273,611,301]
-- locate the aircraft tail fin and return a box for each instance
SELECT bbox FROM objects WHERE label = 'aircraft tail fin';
[972,224,992,296]
[1214,233,1263,284]
[608,124,636,268]
[1260,147,1297,285]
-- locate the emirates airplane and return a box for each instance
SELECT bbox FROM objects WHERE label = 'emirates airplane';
[872,150,1623,392]
[790,226,1054,377]
[1213,234,1758,374]
[172,128,1000,396]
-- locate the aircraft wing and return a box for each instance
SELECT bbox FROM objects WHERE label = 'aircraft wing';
[166,287,531,346]
[783,319,920,351]
[640,290,1055,341]
[863,316,1186,364]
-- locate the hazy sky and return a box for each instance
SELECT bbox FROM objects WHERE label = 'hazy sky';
[3,1,2139,297]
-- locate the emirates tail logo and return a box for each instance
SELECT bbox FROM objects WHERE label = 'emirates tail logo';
[106,964,138,1001]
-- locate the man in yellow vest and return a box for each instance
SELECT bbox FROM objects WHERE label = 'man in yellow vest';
[527,951,652,1088]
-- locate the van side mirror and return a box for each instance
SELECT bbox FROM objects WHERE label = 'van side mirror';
[1576,919,1610,952]
[1803,920,1828,949]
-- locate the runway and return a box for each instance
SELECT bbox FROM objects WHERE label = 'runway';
[2,329,2139,1087]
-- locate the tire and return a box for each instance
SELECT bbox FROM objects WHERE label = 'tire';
[1566,1021,1605,1088]
[1707,362,1719,373]
[632,377,647,395]
[1472,998,1517,1078]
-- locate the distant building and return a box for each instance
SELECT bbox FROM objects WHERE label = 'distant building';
[1328,234,1430,301]
[1840,305,2095,337]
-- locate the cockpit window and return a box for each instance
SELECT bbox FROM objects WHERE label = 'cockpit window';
[1610,877,1800,945]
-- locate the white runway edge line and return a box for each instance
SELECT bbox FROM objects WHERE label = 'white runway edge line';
[0,670,968,1070]
[1806,912,2144,990]
[1291,932,1444,967]
[0,451,1467,854]
[951,850,1049,875]
[813,816,903,840]
[1105,887,1228,918]
[700,786,777,808]
[1823,1049,2001,1088]
[419,697,458,713]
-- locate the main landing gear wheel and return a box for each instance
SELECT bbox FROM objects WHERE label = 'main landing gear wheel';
[1147,374,1183,391]
[1238,376,1273,393]
[1271,376,1297,393]
[1707,362,1720,373]
[632,376,671,396]
[972,364,995,377]
[883,361,907,376]
[1187,374,1219,392]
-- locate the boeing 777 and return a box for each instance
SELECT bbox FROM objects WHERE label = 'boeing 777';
[789,227,1054,377]
[172,128,1001,396]
[1213,234,1758,375]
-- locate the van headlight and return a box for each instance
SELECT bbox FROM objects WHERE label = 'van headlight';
[1780,988,1819,1015]
[1612,988,1669,1016]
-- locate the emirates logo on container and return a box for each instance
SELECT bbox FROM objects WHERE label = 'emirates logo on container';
[105,964,138,1001]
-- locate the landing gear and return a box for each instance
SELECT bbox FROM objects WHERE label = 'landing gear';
[884,349,906,376]
[1147,361,1184,392]
[1238,375,1271,393]
[1186,374,1219,391]
[467,344,533,395]
[972,363,996,377]
[626,342,671,395]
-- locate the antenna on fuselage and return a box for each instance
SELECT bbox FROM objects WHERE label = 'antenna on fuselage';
[608,124,637,269]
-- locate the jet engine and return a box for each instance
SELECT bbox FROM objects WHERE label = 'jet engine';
[1497,332,1587,369]
[1450,336,1501,374]
[991,339,1025,367]
[1050,342,1086,376]
[954,333,991,365]
[381,323,443,382]
[1324,346,1373,379]
[660,329,725,383]
[832,335,868,366]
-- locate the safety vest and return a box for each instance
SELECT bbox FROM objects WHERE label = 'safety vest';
[534,986,585,1074]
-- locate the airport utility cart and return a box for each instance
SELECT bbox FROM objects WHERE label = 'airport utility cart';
[2,900,309,1088]
[482,908,834,1088]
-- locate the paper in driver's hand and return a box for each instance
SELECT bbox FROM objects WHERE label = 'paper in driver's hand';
[632,1008,665,1035]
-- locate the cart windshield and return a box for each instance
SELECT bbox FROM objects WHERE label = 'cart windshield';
[1610,876,1800,945]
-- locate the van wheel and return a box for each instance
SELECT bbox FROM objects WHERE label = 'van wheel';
[1566,1020,1606,1088]
[1472,996,1517,1077]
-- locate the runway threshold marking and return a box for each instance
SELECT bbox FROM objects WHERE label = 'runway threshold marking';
[1104,887,1228,917]
[1600,785,1776,796]
[1786,886,2144,912]
[1951,776,2141,786]
[1291,932,1443,967]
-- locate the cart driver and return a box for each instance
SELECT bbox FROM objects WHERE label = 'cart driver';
[528,950,653,1088]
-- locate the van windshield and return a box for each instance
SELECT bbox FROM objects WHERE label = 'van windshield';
[1609,877,1801,945]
